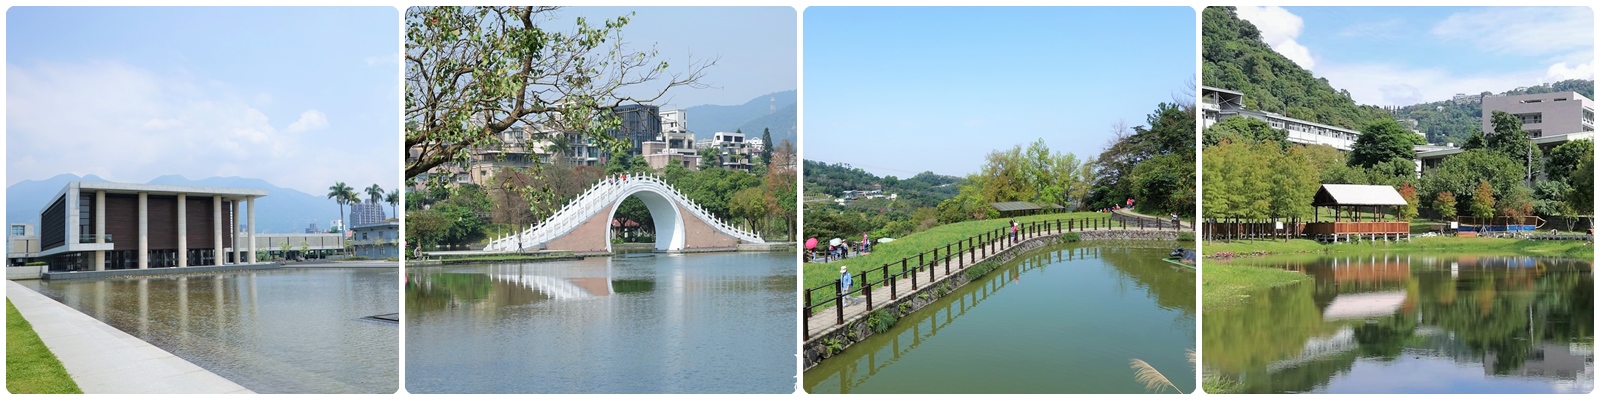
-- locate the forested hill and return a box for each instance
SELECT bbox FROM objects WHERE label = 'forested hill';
[1391,79,1594,145]
[803,160,961,208]
[1201,7,1395,133]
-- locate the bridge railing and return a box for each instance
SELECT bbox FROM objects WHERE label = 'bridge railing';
[483,172,764,252]
[803,215,1183,339]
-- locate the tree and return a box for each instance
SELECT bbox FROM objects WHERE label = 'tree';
[366,184,385,204]
[385,189,400,219]
[1487,111,1539,182]
[760,127,773,165]
[1202,116,1287,148]
[1397,183,1419,221]
[728,186,769,233]
[1348,119,1420,169]
[1469,180,1497,219]
[405,6,713,181]
[1499,185,1535,219]
[1418,150,1523,218]
[1568,157,1594,219]
[1461,130,1488,150]
[698,147,720,171]
[1434,191,1458,220]
[327,182,357,233]
[1545,139,1593,185]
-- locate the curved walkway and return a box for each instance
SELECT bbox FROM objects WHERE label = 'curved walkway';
[6,281,253,394]
[805,224,1179,341]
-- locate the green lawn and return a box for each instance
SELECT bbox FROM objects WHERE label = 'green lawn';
[6,299,82,394]
[1204,236,1592,260]
[1201,264,1312,310]
[802,212,1136,309]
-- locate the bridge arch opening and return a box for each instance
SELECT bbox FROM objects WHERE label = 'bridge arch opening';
[604,187,684,252]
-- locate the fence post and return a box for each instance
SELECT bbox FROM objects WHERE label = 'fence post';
[911,259,918,290]
[865,278,873,311]
[804,288,812,340]
[888,265,896,300]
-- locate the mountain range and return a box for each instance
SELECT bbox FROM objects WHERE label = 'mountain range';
[6,174,384,234]
[683,90,797,145]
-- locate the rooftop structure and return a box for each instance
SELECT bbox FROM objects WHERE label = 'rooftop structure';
[35,181,268,272]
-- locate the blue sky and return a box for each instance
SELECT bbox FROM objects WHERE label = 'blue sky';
[541,7,797,110]
[804,7,1196,178]
[1234,6,1593,107]
[6,7,399,194]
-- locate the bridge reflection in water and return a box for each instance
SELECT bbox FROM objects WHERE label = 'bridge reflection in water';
[405,252,794,394]
[804,245,1195,394]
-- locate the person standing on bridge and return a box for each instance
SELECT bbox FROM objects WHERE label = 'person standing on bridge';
[839,265,853,305]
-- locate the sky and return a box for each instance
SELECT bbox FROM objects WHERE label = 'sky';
[804,7,1196,178]
[6,7,400,195]
[540,7,797,110]
[1234,6,1594,107]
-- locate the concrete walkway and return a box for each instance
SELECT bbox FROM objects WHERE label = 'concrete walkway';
[6,281,254,394]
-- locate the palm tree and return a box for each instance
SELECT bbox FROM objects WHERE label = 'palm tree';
[366,184,385,204]
[327,182,353,233]
[385,189,400,219]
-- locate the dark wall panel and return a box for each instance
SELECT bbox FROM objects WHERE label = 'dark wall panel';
[105,194,139,251]
[147,196,178,250]
[186,197,216,249]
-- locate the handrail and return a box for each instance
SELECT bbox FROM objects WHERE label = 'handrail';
[484,174,764,252]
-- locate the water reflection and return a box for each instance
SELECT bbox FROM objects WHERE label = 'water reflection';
[15,268,399,393]
[804,245,1196,394]
[1204,254,1593,393]
[404,252,794,394]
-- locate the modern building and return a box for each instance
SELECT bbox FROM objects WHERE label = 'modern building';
[710,131,753,171]
[1202,86,1363,151]
[349,201,388,228]
[253,232,345,259]
[35,181,268,272]
[1481,91,1595,139]
[640,108,702,170]
[8,223,39,266]
[610,104,662,156]
[350,219,400,259]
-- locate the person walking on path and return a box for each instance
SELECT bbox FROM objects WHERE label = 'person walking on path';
[1170,213,1180,230]
[839,265,853,305]
[1010,218,1018,244]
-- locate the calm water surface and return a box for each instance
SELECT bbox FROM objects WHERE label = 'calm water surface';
[404,252,795,393]
[804,245,1196,394]
[16,268,399,393]
[1204,254,1593,393]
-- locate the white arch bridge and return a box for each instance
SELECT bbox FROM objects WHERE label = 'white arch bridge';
[483,173,764,254]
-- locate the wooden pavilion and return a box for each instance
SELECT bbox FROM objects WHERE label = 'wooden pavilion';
[1305,184,1410,242]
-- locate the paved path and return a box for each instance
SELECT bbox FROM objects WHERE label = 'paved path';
[805,221,1188,341]
[6,281,254,394]
[1112,208,1191,230]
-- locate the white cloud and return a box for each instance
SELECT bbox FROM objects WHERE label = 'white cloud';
[4,60,337,193]
[1318,61,1566,107]
[287,109,329,133]
[1235,6,1316,70]
[1432,7,1593,57]
[1545,61,1593,82]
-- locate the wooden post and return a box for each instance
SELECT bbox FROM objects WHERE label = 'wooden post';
[835,280,844,325]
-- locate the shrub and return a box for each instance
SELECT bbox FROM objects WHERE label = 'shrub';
[867,308,898,333]
[1176,231,1195,243]
[1063,232,1081,242]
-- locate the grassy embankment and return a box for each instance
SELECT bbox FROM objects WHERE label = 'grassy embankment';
[6,299,82,394]
[1204,236,1592,260]
[802,212,1148,307]
[1201,264,1311,311]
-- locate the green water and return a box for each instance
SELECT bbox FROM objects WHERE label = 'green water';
[804,245,1196,393]
[1204,254,1593,393]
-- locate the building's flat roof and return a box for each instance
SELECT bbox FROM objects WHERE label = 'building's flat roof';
[77,181,268,197]
[1201,86,1245,96]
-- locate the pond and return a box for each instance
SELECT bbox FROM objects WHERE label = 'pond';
[15,268,399,393]
[404,252,795,394]
[1203,254,1593,393]
[803,245,1196,394]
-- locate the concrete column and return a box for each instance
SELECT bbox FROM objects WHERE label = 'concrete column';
[95,190,105,271]
[232,200,242,264]
[213,196,223,266]
[247,197,256,264]
[178,194,188,268]
[138,192,148,269]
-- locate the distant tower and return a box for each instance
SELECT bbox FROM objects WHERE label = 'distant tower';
[769,96,776,114]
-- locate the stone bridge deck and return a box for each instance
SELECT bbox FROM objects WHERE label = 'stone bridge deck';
[803,223,1182,342]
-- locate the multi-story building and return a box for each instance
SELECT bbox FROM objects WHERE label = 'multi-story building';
[350,219,400,259]
[710,131,753,171]
[1480,91,1594,139]
[641,108,701,170]
[349,201,388,228]
[1202,86,1362,151]
[610,104,662,156]
[33,181,268,272]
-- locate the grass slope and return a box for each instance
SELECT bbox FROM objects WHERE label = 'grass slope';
[6,299,82,394]
[1201,264,1311,311]
[802,212,1121,306]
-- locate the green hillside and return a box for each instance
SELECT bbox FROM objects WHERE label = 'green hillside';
[1201,6,1395,132]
